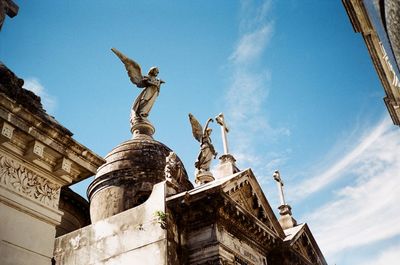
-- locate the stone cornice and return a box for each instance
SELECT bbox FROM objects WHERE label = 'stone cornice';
[343,0,400,125]
[222,169,286,239]
[0,93,105,184]
[287,224,327,265]
[218,194,280,252]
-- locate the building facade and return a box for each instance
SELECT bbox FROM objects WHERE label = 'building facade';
[343,0,400,125]
[0,63,104,264]
[0,63,328,264]
[0,3,327,261]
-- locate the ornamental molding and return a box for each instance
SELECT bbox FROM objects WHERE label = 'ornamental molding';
[291,232,320,265]
[0,154,60,208]
[218,199,278,252]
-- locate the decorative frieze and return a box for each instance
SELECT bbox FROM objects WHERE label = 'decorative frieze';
[292,233,319,264]
[225,180,275,231]
[0,154,60,208]
[218,200,278,252]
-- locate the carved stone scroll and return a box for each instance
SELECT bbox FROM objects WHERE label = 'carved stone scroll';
[0,154,61,208]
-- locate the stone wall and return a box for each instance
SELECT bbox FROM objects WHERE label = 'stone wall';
[54,182,169,265]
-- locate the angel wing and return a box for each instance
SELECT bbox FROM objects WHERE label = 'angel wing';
[188,113,203,142]
[111,48,143,86]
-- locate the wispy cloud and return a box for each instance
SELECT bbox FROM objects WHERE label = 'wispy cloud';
[226,70,271,121]
[290,117,391,201]
[23,78,57,114]
[298,117,400,260]
[229,24,273,65]
[238,0,272,33]
[363,243,400,265]
[223,0,289,176]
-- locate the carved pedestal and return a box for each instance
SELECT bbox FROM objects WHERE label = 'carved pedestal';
[278,204,297,230]
[195,170,214,185]
[214,154,239,179]
[130,116,155,137]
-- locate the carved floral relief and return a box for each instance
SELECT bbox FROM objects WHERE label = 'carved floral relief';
[0,154,60,208]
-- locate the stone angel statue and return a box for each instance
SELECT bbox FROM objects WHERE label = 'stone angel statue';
[165,152,185,184]
[188,113,217,173]
[111,48,165,119]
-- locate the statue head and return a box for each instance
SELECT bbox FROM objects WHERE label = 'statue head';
[148,67,159,77]
[205,127,212,136]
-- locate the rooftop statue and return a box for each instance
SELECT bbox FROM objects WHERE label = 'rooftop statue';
[111,48,165,121]
[164,151,185,185]
[189,113,217,174]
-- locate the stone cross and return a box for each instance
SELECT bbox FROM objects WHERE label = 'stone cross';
[0,0,19,31]
[272,170,286,206]
[215,113,230,155]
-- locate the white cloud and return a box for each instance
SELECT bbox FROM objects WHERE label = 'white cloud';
[264,151,291,174]
[229,24,273,65]
[239,0,272,33]
[23,78,57,114]
[226,70,271,121]
[363,243,400,265]
[290,117,391,201]
[223,0,290,177]
[298,117,400,261]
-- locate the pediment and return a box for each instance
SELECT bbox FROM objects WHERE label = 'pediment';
[221,169,285,239]
[286,224,327,265]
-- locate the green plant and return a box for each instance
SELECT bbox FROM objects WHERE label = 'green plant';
[154,210,167,229]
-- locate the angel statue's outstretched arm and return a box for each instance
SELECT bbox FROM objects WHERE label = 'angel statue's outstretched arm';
[202,118,214,139]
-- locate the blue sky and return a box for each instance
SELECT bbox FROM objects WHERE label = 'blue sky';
[1,1,400,264]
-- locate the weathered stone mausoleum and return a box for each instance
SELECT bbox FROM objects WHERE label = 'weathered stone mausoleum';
[0,64,327,264]
[0,3,327,263]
